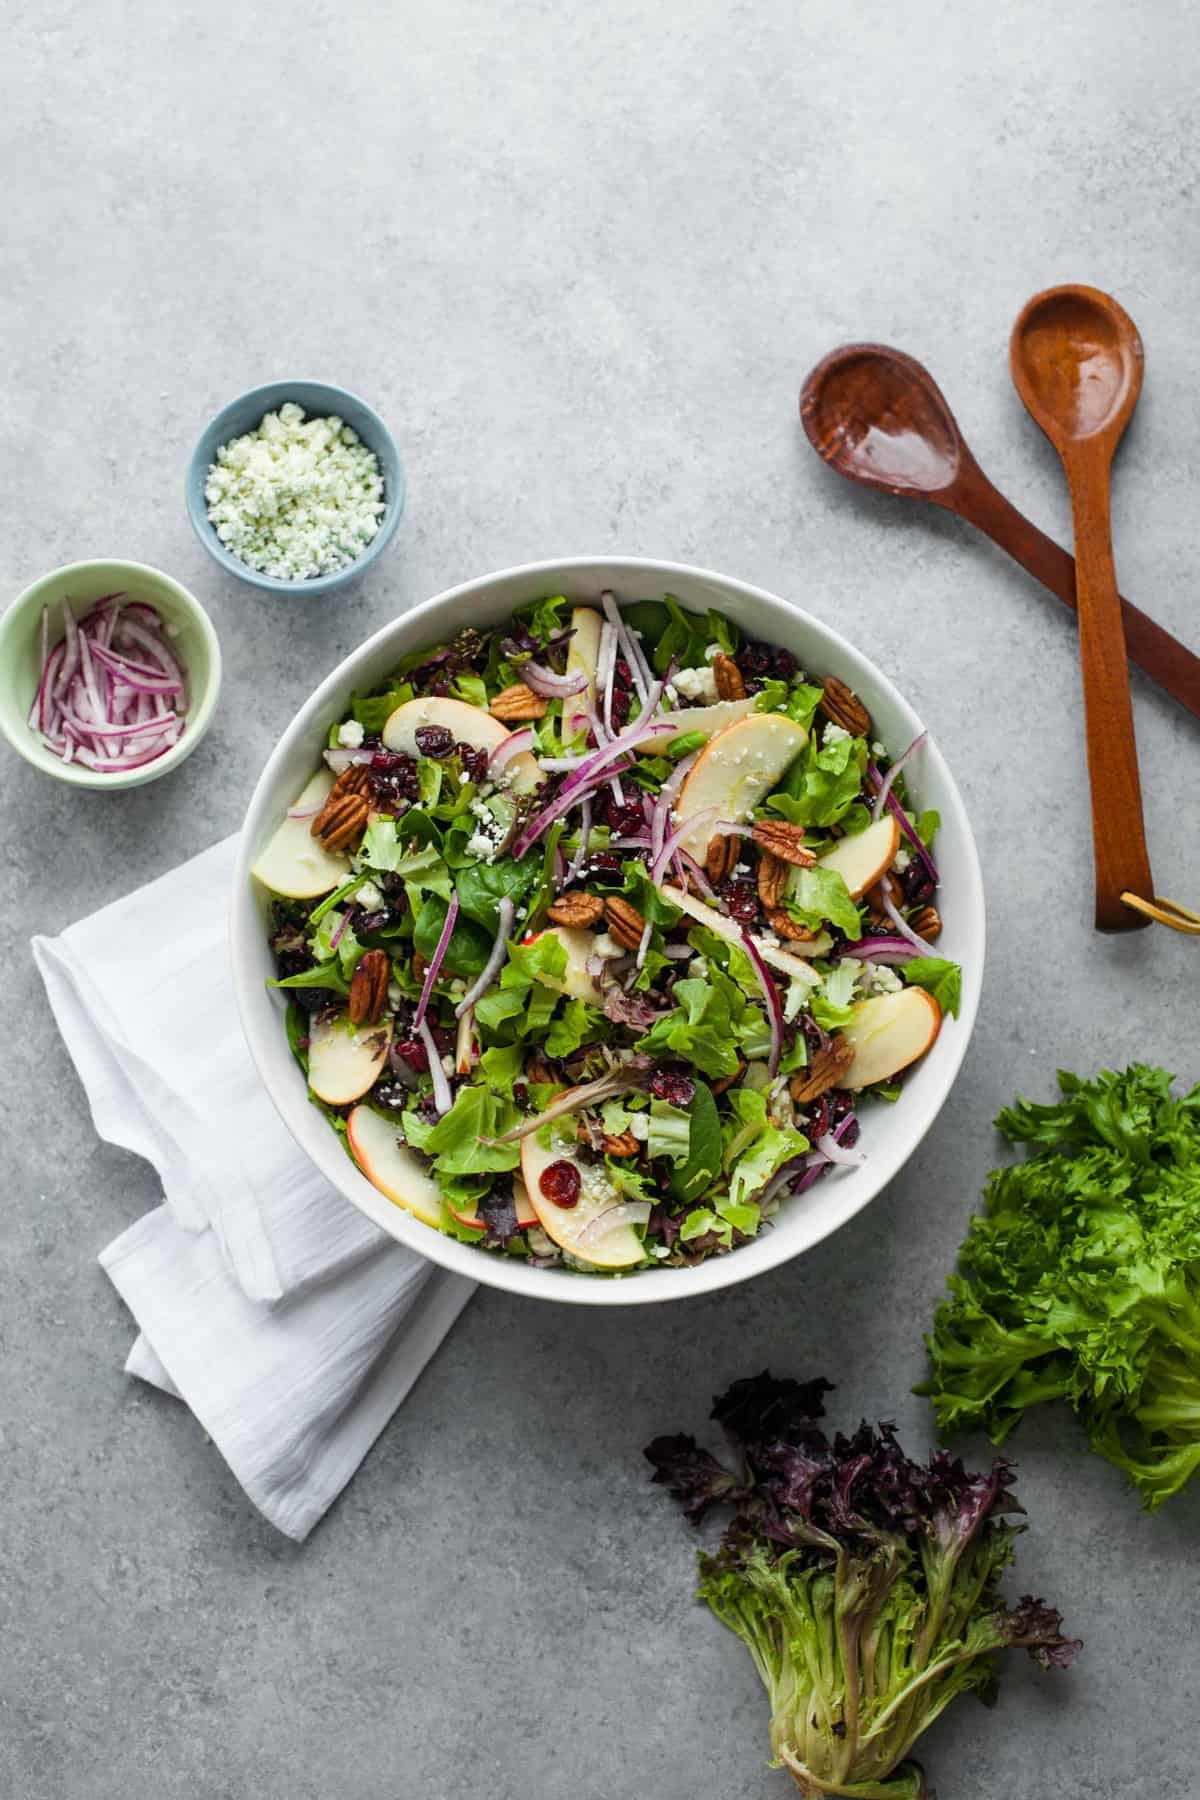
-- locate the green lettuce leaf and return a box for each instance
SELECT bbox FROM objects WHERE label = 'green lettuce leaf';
[783,866,862,939]
[903,956,962,1018]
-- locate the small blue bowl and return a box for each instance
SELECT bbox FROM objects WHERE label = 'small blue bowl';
[185,380,405,596]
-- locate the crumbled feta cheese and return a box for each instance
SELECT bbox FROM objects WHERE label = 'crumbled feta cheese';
[689,957,709,979]
[204,401,385,581]
[440,1054,455,1075]
[629,1112,650,1140]
[704,642,723,663]
[672,664,719,704]
[387,980,403,1007]
[894,847,913,872]
[355,879,385,912]
[871,740,887,758]
[337,718,365,748]
[823,722,851,746]
[466,832,499,862]
[591,933,624,959]
[734,861,749,876]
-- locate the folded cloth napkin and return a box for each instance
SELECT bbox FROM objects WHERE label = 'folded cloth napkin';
[32,837,474,1541]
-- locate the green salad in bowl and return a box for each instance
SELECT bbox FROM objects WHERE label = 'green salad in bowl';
[251,590,959,1275]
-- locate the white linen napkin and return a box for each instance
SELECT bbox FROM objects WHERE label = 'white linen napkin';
[31,837,474,1541]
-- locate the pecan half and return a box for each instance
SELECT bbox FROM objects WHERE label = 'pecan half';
[757,850,788,912]
[310,765,370,841]
[818,675,871,738]
[767,907,818,943]
[489,682,548,722]
[348,948,390,1026]
[789,1036,854,1104]
[312,792,369,853]
[909,903,942,942]
[604,895,647,951]
[751,820,816,868]
[710,1056,747,1096]
[705,832,738,884]
[410,949,427,980]
[712,650,746,701]
[579,1125,640,1159]
[547,891,605,928]
[525,1052,559,1087]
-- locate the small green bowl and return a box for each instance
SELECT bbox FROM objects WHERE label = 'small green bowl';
[0,559,222,789]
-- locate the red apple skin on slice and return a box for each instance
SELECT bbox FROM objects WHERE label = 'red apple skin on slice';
[520,1105,643,1269]
[841,988,941,1090]
[674,713,809,861]
[381,695,543,794]
[812,816,901,901]
[308,1011,393,1106]
[346,1105,444,1228]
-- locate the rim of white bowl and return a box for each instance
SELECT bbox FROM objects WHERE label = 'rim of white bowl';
[232,555,985,1306]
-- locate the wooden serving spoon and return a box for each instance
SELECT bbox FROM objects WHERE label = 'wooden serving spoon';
[1009,285,1154,932]
[799,343,1200,723]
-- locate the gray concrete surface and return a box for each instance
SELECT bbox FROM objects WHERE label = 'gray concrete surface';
[4,3,1199,1796]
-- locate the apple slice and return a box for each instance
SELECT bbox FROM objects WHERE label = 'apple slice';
[521,926,603,1002]
[564,606,603,737]
[308,1009,393,1106]
[650,697,755,744]
[841,988,941,1090]
[347,1105,443,1228]
[250,771,351,898]
[674,713,809,861]
[811,816,901,901]
[521,1113,644,1268]
[382,695,543,795]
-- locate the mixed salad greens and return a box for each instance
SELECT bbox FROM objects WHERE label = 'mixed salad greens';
[647,1372,1079,1799]
[252,591,960,1273]
[922,1064,1200,1509]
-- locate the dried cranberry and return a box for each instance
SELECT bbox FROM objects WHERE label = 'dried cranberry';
[512,1082,529,1108]
[581,851,621,876]
[806,1094,832,1140]
[368,751,420,811]
[392,1037,429,1073]
[292,986,337,1014]
[736,642,772,682]
[415,724,454,759]
[539,1160,581,1208]
[648,1068,696,1106]
[428,676,452,698]
[772,647,797,680]
[600,792,646,836]
[902,863,935,906]
[612,657,632,689]
[455,742,489,785]
[611,685,632,726]
[718,878,759,923]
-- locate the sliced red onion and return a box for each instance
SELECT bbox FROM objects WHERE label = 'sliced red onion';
[509,701,672,859]
[414,891,459,1028]
[417,1019,453,1116]
[651,807,717,885]
[577,1200,652,1249]
[56,599,80,696]
[880,890,933,955]
[70,738,179,773]
[117,617,188,692]
[650,749,698,863]
[329,906,355,952]
[676,850,719,903]
[760,1156,812,1206]
[287,800,324,820]
[59,707,182,743]
[635,919,654,969]
[454,896,515,1016]
[600,590,652,703]
[839,934,921,964]
[521,660,589,699]
[740,931,785,1077]
[489,725,536,772]
[562,800,593,886]
[815,1130,867,1167]
[597,620,618,737]
[610,833,653,851]
[868,759,940,886]
[871,731,928,822]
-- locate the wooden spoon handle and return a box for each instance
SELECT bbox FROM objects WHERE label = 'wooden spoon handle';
[958,472,1200,721]
[1065,444,1155,930]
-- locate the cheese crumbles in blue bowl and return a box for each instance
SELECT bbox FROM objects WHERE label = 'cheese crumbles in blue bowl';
[185,380,406,596]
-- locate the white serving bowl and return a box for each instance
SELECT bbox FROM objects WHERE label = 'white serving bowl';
[232,557,985,1306]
